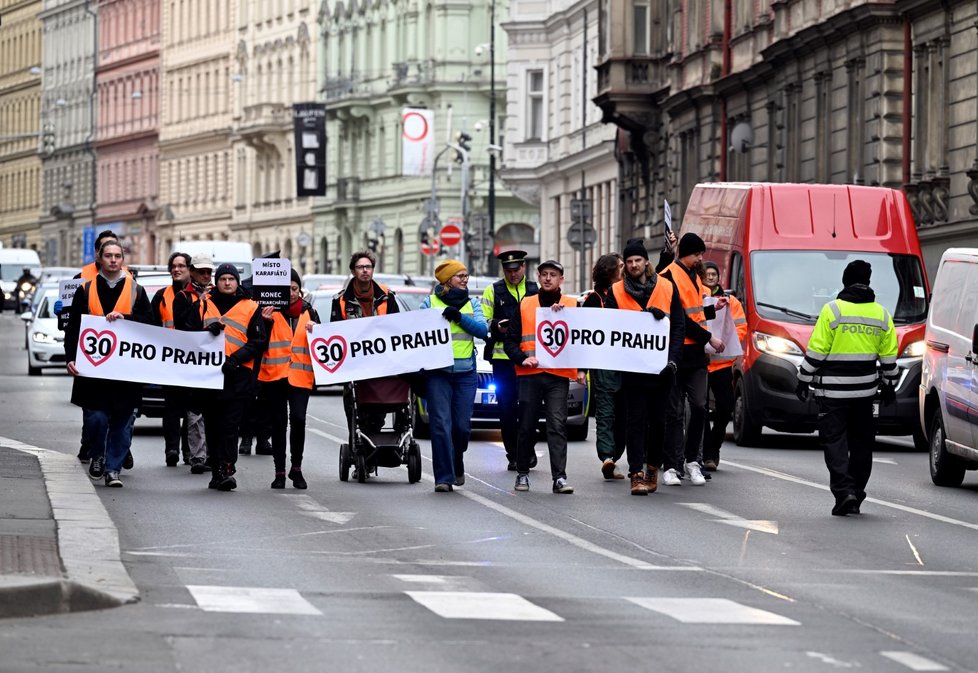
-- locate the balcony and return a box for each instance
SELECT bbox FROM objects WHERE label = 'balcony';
[239,103,292,138]
[335,176,360,203]
[592,56,667,134]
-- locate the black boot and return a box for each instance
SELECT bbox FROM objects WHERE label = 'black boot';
[288,466,307,489]
[271,472,286,489]
[255,438,273,455]
[216,463,237,491]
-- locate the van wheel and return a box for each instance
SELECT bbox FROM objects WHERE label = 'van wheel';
[929,412,965,487]
[733,379,763,446]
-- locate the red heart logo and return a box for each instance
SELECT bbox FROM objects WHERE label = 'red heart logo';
[79,328,119,367]
[536,320,569,358]
[310,335,348,374]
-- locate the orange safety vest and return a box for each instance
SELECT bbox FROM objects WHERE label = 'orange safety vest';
[201,297,260,370]
[86,275,137,316]
[158,286,177,328]
[610,276,674,314]
[80,263,98,282]
[338,284,390,319]
[287,311,315,389]
[516,294,578,380]
[708,293,749,372]
[259,312,294,383]
[663,262,708,345]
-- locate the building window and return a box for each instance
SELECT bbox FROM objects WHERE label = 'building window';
[526,69,544,141]
[632,1,648,56]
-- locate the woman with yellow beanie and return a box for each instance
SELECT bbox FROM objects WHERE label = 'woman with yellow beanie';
[420,260,488,492]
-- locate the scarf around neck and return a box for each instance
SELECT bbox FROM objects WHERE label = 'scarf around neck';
[623,273,655,306]
[437,286,470,309]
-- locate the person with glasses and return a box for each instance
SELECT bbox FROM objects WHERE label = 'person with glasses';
[421,260,488,492]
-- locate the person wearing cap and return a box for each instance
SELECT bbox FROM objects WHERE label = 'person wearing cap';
[700,261,748,471]
[481,249,539,470]
[659,232,727,487]
[257,268,321,490]
[183,262,267,491]
[796,260,898,516]
[604,241,684,495]
[504,259,586,494]
[421,259,488,492]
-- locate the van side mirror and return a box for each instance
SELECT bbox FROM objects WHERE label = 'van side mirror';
[972,324,978,354]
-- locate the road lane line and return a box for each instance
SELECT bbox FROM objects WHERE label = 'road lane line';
[880,651,949,671]
[905,535,924,566]
[627,597,799,625]
[406,591,563,621]
[307,413,348,431]
[723,459,978,531]
[309,427,349,445]
[187,585,322,615]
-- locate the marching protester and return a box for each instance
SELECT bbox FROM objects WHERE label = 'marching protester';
[481,249,538,471]
[659,233,726,486]
[604,241,684,495]
[701,262,747,471]
[796,260,898,516]
[582,253,626,480]
[258,269,320,490]
[64,240,152,488]
[421,260,487,492]
[239,251,281,457]
[504,260,584,495]
[181,263,267,491]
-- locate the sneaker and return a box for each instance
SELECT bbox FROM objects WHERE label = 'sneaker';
[552,477,574,494]
[601,459,617,480]
[702,459,718,472]
[514,473,530,492]
[434,483,453,492]
[685,462,706,486]
[644,465,658,493]
[629,472,649,496]
[122,450,134,470]
[88,455,105,480]
[190,460,208,474]
[215,464,237,492]
[165,452,179,467]
[288,467,307,490]
[662,468,682,486]
[104,471,123,488]
[271,472,286,489]
[238,437,252,455]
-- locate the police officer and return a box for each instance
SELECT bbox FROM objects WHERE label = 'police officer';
[796,260,898,516]
[481,249,538,471]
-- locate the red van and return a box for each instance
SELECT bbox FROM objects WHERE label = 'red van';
[680,183,930,448]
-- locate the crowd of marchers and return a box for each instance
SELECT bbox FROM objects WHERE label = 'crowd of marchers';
[60,227,898,516]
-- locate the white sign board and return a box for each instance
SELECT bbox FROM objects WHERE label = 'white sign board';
[309,309,454,385]
[402,108,435,177]
[74,315,226,389]
[251,257,292,307]
[57,278,85,329]
[704,297,744,357]
[533,307,670,375]
[663,199,673,233]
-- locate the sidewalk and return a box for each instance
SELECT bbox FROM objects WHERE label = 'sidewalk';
[0,437,139,619]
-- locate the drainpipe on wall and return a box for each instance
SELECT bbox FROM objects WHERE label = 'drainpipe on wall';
[719,0,732,181]
[902,16,912,187]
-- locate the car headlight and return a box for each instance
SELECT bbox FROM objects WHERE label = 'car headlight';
[901,340,926,358]
[20,282,33,292]
[753,331,803,356]
[32,331,58,344]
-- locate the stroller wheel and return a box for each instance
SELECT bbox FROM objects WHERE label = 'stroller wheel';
[407,441,422,484]
[338,443,352,482]
[356,454,367,484]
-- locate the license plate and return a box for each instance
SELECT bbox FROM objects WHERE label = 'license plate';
[482,392,497,405]
[873,402,880,418]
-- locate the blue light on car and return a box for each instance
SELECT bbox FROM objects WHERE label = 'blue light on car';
[488,383,496,392]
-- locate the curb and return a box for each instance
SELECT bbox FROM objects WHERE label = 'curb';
[0,436,139,618]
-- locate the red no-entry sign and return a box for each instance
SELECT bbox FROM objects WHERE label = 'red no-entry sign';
[439,223,462,247]
[421,237,441,256]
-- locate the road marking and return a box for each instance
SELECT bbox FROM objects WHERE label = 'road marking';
[406,591,563,621]
[880,651,949,671]
[680,503,779,534]
[627,597,799,625]
[805,651,856,668]
[307,413,348,432]
[873,457,898,465]
[905,535,924,566]
[309,427,348,445]
[724,459,978,532]
[285,494,356,525]
[393,574,449,583]
[186,585,322,615]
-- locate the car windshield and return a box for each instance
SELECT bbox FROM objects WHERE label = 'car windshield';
[750,251,928,325]
[0,265,41,281]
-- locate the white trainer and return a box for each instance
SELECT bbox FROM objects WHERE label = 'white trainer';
[662,468,682,486]
[685,462,706,486]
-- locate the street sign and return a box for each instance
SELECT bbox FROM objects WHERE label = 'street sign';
[570,199,593,223]
[421,237,441,256]
[566,225,597,251]
[440,222,462,247]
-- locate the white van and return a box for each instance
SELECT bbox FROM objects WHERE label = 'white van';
[0,248,42,310]
[174,241,254,280]
[919,248,978,487]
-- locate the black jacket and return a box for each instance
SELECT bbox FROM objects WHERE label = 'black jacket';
[329,280,399,321]
[660,261,717,369]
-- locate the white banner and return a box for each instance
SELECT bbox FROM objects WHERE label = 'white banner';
[704,297,744,357]
[402,108,435,177]
[74,315,226,389]
[310,309,454,385]
[533,307,670,374]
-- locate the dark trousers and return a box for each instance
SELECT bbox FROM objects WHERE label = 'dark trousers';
[663,366,708,471]
[260,379,311,472]
[162,386,190,459]
[239,395,268,444]
[592,369,625,463]
[624,377,668,474]
[202,398,245,474]
[492,361,520,462]
[704,367,734,464]
[516,373,569,480]
[818,397,875,503]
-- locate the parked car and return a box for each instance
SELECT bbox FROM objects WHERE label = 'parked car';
[919,248,978,487]
[23,286,65,375]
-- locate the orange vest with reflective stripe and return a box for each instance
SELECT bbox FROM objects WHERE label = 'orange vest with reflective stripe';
[663,262,708,345]
[201,298,259,370]
[516,294,578,380]
[610,277,674,314]
[86,275,136,316]
[338,284,390,319]
[158,286,177,329]
[708,294,749,372]
[259,312,294,382]
[288,311,314,389]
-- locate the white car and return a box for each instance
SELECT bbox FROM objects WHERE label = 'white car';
[23,287,65,375]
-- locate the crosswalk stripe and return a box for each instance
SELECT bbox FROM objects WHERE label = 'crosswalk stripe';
[406,591,563,621]
[880,651,948,671]
[626,597,799,625]
[187,585,322,615]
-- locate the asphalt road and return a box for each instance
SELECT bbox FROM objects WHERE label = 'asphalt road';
[2,311,977,673]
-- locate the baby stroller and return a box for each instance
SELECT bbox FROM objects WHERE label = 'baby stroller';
[339,376,422,484]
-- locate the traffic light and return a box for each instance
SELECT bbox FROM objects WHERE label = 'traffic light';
[454,131,472,164]
[41,123,55,155]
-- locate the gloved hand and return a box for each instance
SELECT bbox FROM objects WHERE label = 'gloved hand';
[880,384,897,405]
[489,319,504,339]
[221,356,239,375]
[645,306,666,320]
[54,299,63,315]
[442,306,462,323]
[795,380,811,402]
[206,322,225,336]
[661,361,678,385]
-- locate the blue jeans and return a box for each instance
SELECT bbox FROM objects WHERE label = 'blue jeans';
[425,369,477,485]
[88,409,136,472]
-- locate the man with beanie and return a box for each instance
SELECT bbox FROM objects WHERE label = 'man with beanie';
[604,240,684,495]
[797,260,898,516]
[659,233,727,486]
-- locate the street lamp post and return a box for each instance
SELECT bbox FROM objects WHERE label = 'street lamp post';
[487,0,497,275]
